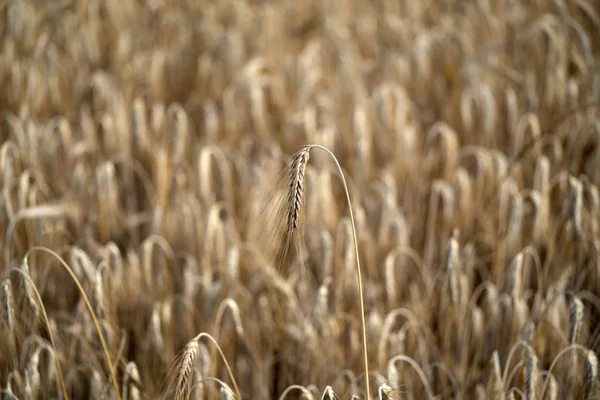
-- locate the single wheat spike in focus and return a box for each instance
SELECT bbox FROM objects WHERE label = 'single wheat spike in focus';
[174,338,199,400]
[261,144,371,399]
[259,146,312,276]
[170,332,240,400]
[287,146,311,233]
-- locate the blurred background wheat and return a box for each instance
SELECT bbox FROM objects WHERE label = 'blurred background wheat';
[1,0,600,399]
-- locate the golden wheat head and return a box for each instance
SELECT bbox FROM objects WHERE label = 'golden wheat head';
[287,146,312,233]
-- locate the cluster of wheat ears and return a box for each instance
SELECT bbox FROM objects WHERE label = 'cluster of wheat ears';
[1,0,600,399]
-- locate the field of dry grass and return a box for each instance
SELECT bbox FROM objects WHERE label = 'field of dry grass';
[1,0,600,399]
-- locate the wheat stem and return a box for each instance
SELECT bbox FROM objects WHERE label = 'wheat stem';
[299,144,371,400]
[23,246,121,400]
[6,267,68,400]
[184,332,241,400]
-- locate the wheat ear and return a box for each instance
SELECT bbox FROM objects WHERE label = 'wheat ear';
[174,338,199,400]
[287,147,311,233]
[288,144,371,399]
[173,332,241,400]
[540,344,592,398]
[23,246,120,400]
[6,268,67,399]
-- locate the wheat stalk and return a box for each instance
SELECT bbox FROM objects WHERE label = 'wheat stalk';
[172,332,240,400]
[284,144,371,399]
[23,246,120,400]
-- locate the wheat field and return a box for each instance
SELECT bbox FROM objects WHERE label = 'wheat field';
[1,0,600,399]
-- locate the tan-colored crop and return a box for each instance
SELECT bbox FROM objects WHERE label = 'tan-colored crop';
[282,144,371,399]
[2,0,600,398]
[172,332,240,400]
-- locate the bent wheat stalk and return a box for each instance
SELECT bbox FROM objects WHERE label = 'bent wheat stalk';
[285,144,371,399]
[6,268,67,400]
[23,246,120,400]
[173,332,241,400]
[278,384,314,400]
[540,344,593,399]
